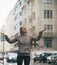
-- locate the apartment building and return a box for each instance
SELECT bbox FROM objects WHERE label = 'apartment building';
[0,33,12,52]
[5,0,22,36]
[3,0,57,52]
[21,0,57,50]
[3,0,22,52]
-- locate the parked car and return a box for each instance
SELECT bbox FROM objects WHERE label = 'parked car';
[6,52,18,63]
[39,53,52,63]
[0,53,3,60]
[34,53,41,62]
[33,51,44,62]
[47,54,57,64]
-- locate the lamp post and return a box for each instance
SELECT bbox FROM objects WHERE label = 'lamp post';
[3,34,4,65]
[1,27,5,65]
[1,32,4,65]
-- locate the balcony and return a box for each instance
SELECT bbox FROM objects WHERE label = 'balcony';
[43,32,54,39]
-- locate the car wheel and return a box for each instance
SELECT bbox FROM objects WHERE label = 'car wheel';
[34,60,35,63]
[43,60,45,63]
[34,59,36,63]
[47,59,51,64]
[39,60,41,63]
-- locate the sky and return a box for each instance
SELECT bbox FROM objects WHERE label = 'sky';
[0,0,17,31]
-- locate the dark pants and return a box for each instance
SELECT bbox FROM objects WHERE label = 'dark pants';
[17,54,30,65]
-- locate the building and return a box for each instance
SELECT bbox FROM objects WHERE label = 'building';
[3,0,23,52]
[5,0,31,52]
[20,0,57,50]
[0,33,11,52]
[3,0,57,52]
[5,0,22,36]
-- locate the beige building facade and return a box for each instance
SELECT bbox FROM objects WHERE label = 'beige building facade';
[21,0,57,50]
[2,0,57,52]
[2,1,21,52]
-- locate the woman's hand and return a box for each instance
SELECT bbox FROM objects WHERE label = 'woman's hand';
[42,28,46,32]
[39,28,46,34]
[0,32,7,36]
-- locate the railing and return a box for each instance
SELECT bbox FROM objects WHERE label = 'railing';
[43,32,54,38]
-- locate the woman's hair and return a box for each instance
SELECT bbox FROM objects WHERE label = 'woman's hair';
[20,27,23,34]
[20,26,27,34]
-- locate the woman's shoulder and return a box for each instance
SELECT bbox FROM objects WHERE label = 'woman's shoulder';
[27,35,33,39]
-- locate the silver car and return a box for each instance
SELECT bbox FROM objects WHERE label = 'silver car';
[47,54,57,64]
[6,52,17,63]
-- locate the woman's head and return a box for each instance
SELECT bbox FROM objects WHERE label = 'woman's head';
[20,26,27,34]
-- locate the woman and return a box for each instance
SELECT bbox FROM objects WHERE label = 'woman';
[1,26,45,65]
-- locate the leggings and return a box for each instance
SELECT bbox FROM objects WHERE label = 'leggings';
[17,55,30,65]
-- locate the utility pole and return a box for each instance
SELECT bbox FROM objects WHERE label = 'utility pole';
[1,28,5,65]
[3,34,4,65]
[1,34,4,65]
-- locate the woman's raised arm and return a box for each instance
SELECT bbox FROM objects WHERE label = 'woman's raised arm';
[0,32,17,43]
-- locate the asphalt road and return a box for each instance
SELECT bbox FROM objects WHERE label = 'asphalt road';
[0,59,57,65]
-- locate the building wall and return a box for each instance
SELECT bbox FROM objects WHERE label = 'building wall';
[3,0,57,51]
[21,0,57,50]
[4,0,22,52]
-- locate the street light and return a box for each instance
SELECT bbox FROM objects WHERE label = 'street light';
[3,34,4,65]
[1,27,5,65]
[1,32,4,65]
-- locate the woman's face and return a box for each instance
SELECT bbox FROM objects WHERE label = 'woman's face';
[22,27,27,33]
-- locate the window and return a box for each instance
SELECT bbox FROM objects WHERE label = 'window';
[20,1,21,6]
[14,13,19,20]
[31,12,35,21]
[14,43,19,47]
[24,0,27,2]
[44,25,53,30]
[44,39,52,48]
[20,11,22,16]
[20,21,22,26]
[1,35,5,41]
[14,15,18,20]
[29,18,32,23]
[43,0,52,4]
[44,10,52,18]
[14,26,16,30]
[44,10,46,18]
[14,23,20,30]
[50,10,52,18]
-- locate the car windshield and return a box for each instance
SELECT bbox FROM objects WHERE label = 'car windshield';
[8,52,17,57]
[42,53,51,56]
[52,53,57,55]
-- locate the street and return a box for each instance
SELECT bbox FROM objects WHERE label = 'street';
[0,59,57,65]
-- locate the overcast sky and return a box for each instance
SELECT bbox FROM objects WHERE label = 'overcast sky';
[0,0,17,30]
